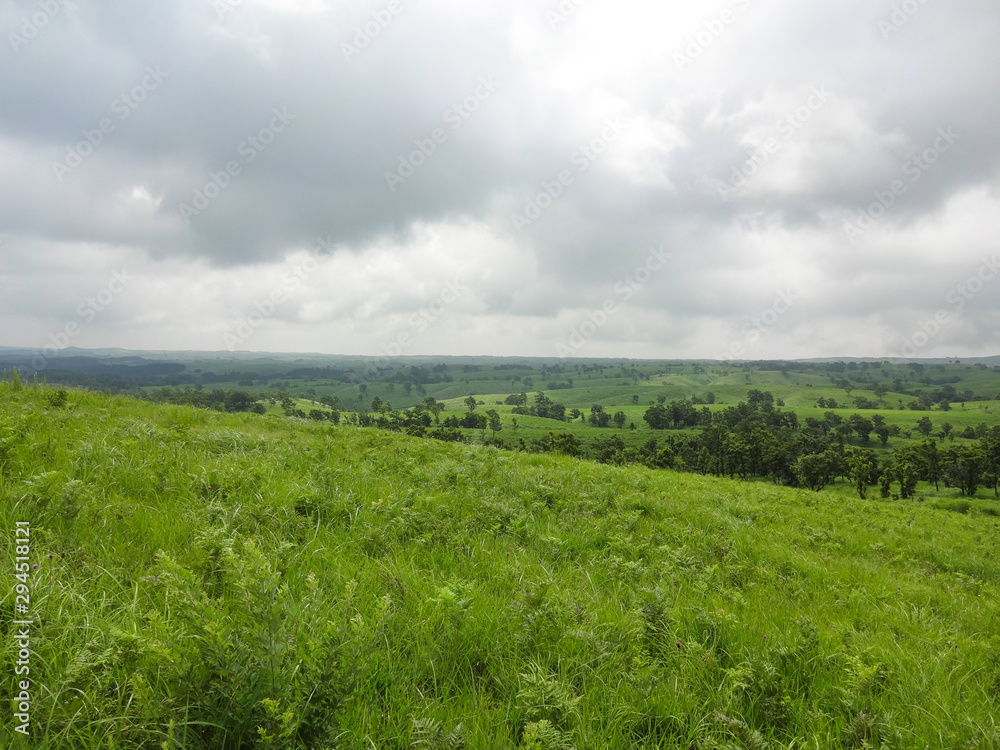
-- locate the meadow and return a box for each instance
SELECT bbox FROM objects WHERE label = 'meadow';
[2,372,1000,748]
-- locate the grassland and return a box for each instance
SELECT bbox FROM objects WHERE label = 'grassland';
[2,376,1000,748]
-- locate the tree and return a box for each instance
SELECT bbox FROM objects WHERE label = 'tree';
[874,383,888,404]
[421,396,443,424]
[464,395,478,413]
[543,432,582,457]
[890,449,920,499]
[613,411,627,429]
[879,470,893,499]
[632,395,639,405]
[669,399,699,428]
[915,416,933,437]
[982,426,1000,496]
[319,395,343,410]
[486,409,502,437]
[588,404,611,428]
[795,451,838,491]
[919,440,942,491]
[846,414,874,443]
[871,414,890,446]
[224,391,256,413]
[942,445,985,496]
[643,403,670,430]
[459,412,488,430]
[746,389,774,411]
[534,392,566,421]
[845,447,879,499]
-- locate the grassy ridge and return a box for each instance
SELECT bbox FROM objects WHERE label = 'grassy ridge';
[2,380,1000,748]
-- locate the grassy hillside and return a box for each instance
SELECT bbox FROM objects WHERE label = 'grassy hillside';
[2,379,999,749]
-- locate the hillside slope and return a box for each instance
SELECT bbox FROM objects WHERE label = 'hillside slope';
[1,379,999,749]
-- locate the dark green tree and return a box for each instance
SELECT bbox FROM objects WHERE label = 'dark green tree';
[845,447,879,500]
[942,445,985,496]
[486,409,502,438]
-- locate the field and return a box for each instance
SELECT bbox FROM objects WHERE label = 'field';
[2,373,1000,748]
[78,354,1000,504]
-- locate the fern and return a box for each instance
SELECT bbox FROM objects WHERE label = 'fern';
[714,711,768,750]
[517,664,581,730]
[520,720,574,750]
[411,718,467,750]
[843,712,872,749]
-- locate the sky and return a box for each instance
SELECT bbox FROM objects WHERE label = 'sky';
[2,0,999,360]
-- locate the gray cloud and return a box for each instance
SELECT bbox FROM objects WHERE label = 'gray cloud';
[1,0,999,358]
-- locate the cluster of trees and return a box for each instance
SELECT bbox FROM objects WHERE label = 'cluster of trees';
[608,390,999,498]
[143,387,268,414]
[790,440,1000,499]
[542,433,676,470]
[142,387,352,420]
[643,396,705,429]
[546,380,574,390]
[584,404,628,429]
[343,396,493,442]
[816,396,880,410]
[507,391,567,421]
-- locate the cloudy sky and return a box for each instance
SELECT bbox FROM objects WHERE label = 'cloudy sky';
[2,0,999,360]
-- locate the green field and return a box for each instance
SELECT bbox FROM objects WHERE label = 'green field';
[2,374,1000,748]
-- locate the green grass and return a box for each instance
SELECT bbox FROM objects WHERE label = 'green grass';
[2,379,1000,748]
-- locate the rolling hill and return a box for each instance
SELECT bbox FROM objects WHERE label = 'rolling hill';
[1,376,998,749]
